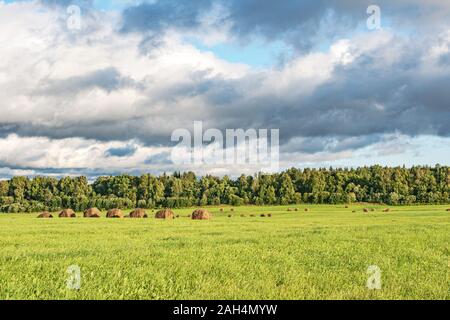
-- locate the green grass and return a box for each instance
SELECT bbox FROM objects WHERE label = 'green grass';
[0,204,449,300]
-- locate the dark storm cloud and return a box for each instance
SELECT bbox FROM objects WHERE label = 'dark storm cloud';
[120,0,357,50]
[34,67,133,96]
[0,124,20,138]
[121,0,214,34]
[223,0,356,50]
[120,0,450,51]
[105,144,138,157]
[0,118,177,146]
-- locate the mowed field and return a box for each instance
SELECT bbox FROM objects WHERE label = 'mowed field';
[0,205,449,300]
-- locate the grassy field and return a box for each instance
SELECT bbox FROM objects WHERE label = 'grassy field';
[0,204,449,300]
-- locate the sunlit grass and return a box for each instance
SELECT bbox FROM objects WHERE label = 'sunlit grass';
[0,204,449,300]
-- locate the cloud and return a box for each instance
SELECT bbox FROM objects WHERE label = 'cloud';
[40,0,93,9]
[144,151,172,165]
[120,0,450,51]
[105,143,138,157]
[121,0,214,34]
[1,1,450,177]
[35,67,134,96]
[0,133,176,178]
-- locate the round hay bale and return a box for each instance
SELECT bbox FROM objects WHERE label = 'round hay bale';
[129,208,147,218]
[37,211,53,218]
[287,208,292,212]
[446,208,450,212]
[363,208,369,213]
[294,208,298,211]
[345,205,349,208]
[240,214,245,217]
[228,214,232,218]
[59,209,76,218]
[383,208,390,212]
[155,209,174,219]
[352,210,356,213]
[84,207,101,218]
[304,208,309,212]
[191,209,211,220]
[249,214,255,217]
[230,208,234,212]
[106,209,124,218]
[260,214,266,217]
[267,213,272,217]
[220,208,223,212]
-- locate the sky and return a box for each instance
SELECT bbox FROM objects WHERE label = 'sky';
[1,0,450,179]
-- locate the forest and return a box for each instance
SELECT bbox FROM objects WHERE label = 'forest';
[0,165,449,213]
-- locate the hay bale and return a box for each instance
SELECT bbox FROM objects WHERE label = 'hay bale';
[230,208,234,212]
[352,210,356,213]
[240,214,245,217]
[304,208,309,212]
[249,214,255,217]
[345,205,349,208]
[446,208,450,212]
[294,208,298,211]
[220,208,224,212]
[287,208,292,212]
[191,209,211,220]
[129,208,147,218]
[155,209,174,219]
[59,209,76,218]
[106,209,124,218]
[37,211,53,218]
[260,214,265,217]
[84,207,101,218]
[228,214,232,218]
[267,213,272,217]
[363,208,369,213]
[370,208,375,212]
[383,208,390,212]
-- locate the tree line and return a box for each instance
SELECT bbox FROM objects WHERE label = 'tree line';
[0,165,449,213]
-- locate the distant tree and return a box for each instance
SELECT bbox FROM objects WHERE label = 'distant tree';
[279,173,295,205]
[1,165,450,212]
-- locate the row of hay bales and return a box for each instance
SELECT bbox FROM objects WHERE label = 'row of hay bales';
[287,208,310,212]
[286,207,393,213]
[37,208,211,219]
[362,208,390,213]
